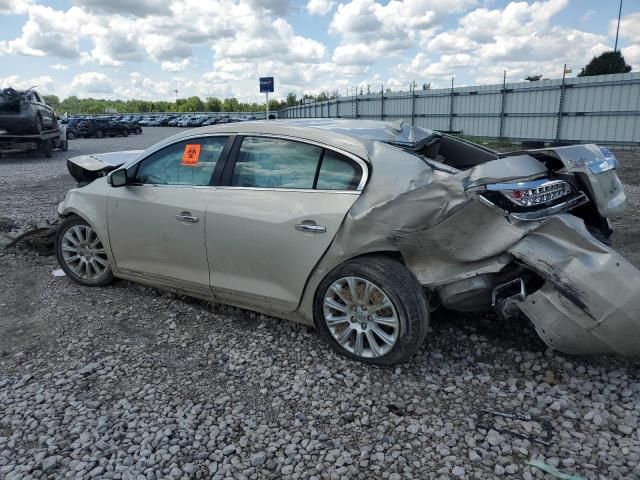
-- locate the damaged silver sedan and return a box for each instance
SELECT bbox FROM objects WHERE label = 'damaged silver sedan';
[56,119,640,365]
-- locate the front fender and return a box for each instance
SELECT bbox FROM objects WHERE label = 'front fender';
[58,179,115,267]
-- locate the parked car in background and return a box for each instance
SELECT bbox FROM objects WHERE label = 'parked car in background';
[160,115,177,126]
[65,118,83,139]
[137,117,154,126]
[0,87,58,135]
[57,119,639,364]
[77,118,129,138]
[118,121,142,135]
[177,116,193,127]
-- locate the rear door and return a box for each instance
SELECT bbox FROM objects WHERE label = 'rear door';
[107,135,231,295]
[206,135,366,311]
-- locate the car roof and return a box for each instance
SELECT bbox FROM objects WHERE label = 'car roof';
[161,119,434,161]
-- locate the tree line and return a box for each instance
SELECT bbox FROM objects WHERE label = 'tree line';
[40,94,303,115]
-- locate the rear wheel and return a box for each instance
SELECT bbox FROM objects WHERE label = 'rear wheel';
[67,130,76,140]
[96,130,104,138]
[314,255,429,366]
[55,216,114,287]
[122,129,129,137]
[41,139,53,158]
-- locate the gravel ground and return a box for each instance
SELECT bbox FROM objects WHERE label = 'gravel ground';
[0,129,639,480]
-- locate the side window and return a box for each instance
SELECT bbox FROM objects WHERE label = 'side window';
[136,136,228,186]
[231,137,321,189]
[316,150,362,191]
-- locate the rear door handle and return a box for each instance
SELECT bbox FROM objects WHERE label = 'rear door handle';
[175,211,199,223]
[295,223,326,233]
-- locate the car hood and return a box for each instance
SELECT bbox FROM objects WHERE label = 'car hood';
[68,150,143,172]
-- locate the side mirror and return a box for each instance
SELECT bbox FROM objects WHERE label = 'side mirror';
[108,169,128,187]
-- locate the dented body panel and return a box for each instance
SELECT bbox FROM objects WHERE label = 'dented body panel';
[509,215,640,356]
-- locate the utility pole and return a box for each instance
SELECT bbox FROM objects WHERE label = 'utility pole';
[174,90,178,103]
[614,0,623,52]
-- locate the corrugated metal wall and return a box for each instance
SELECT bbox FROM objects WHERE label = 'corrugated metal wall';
[278,72,640,145]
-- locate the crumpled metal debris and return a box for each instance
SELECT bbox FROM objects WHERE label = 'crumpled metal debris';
[477,408,552,446]
[0,218,59,253]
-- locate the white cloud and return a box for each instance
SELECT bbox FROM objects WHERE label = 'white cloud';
[306,0,335,15]
[328,0,475,67]
[393,0,609,87]
[161,58,191,72]
[0,5,84,58]
[0,74,55,93]
[69,72,114,95]
[72,0,171,17]
[0,0,633,102]
[612,12,640,68]
[0,0,31,14]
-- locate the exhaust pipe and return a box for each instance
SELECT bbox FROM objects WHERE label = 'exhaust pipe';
[492,278,526,319]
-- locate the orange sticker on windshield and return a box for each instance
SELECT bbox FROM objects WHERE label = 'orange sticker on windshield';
[182,144,201,166]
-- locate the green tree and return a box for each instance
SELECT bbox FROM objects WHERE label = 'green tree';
[524,74,543,81]
[285,92,298,107]
[221,97,240,112]
[185,96,204,112]
[43,94,60,109]
[205,96,222,112]
[578,51,632,77]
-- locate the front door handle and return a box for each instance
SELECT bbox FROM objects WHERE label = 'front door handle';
[295,223,326,233]
[175,211,199,223]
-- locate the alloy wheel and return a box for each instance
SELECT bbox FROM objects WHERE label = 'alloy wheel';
[60,224,110,281]
[323,276,400,358]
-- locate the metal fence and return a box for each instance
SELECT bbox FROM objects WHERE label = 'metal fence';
[278,72,640,145]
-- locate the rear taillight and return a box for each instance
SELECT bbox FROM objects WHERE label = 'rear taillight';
[471,178,588,221]
[494,180,573,207]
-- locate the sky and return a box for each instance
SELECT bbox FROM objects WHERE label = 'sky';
[0,0,638,103]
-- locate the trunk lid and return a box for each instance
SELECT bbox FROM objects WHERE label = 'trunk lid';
[67,150,142,184]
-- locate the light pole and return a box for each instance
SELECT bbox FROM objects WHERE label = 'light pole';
[174,89,178,103]
[614,0,623,52]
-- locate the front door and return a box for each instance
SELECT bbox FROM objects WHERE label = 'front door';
[206,136,365,311]
[107,135,230,295]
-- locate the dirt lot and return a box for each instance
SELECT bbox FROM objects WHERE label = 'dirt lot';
[0,129,639,480]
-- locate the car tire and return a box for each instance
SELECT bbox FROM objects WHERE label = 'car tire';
[122,129,129,137]
[67,130,76,140]
[136,128,142,135]
[314,255,429,366]
[55,216,114,287]
[42,138,53,158]
[96,130,104,138]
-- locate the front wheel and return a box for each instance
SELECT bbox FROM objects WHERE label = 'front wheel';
[122,129,129,137]
[314,255,429,366]
[55,216,114,287]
